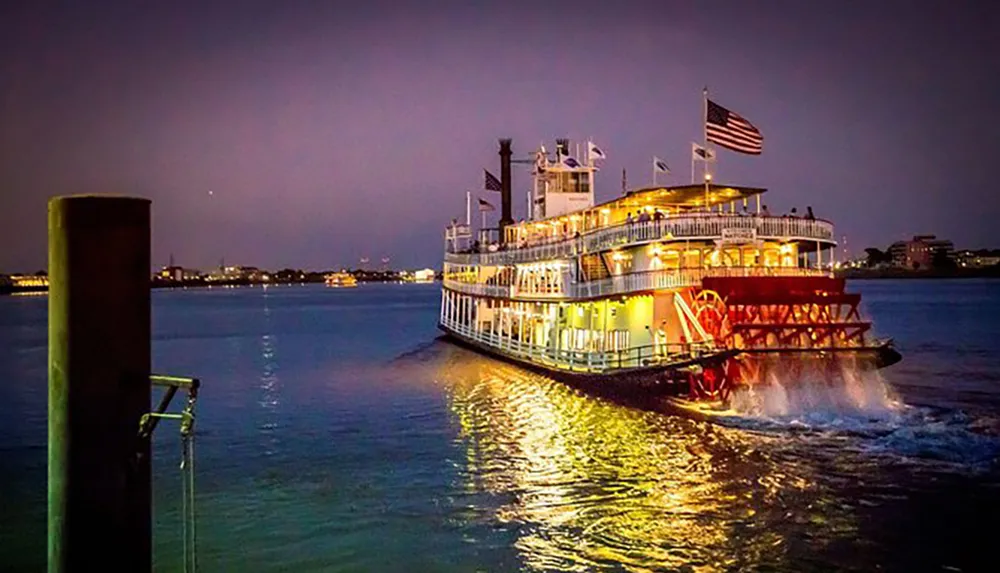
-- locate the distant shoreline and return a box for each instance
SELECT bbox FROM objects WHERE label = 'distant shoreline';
[837,267,1000,280]
[5,268,998,296]
[0,278,439,296]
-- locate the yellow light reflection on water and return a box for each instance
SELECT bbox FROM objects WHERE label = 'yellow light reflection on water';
[433,344,862,572]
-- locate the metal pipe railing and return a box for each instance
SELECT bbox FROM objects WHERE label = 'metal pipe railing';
[446,214,835,265]
[443,265,830,300]
[443,319,718,373]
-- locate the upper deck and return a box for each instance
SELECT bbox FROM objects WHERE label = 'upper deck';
[446,183,835,266]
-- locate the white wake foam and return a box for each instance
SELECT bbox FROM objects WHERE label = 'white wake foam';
[711,358,1000,466]
[726,356,903,423]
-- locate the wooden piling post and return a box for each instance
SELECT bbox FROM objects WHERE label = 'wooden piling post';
[48,196,152,572]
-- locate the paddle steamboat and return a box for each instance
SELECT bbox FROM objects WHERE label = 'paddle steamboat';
[439,138,900,403]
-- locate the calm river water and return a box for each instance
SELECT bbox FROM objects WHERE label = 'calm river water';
[1,280,998,571]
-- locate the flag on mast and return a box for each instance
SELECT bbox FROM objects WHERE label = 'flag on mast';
[692,142,716,161]
[653,157,670,173]
[484,169,502,192]
[478,198,495,212]
[705,99,763,154]
[588,141,606,162]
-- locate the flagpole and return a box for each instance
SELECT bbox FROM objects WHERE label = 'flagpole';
[691,145,695,185]
[703,87,710,212]
[653,158,657,187]
[466,191,471,226]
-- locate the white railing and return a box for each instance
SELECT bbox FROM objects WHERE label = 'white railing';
[443,266,831,300]
[438,282,513,298]
[445,214,836,265]
[701,266,830,279]
[572,267,702,298]
[442,318,719,373]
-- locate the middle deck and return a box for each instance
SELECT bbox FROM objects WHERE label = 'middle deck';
[443,178,840,303]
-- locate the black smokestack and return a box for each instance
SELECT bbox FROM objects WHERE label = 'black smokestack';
[499,138,513,232]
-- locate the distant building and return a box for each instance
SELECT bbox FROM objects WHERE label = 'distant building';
[888,235,954,269]
[157,266,201,282]
[413,268,435,283]
[206,265,267,282]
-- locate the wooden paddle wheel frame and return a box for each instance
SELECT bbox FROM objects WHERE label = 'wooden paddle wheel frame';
[677,275,880,402]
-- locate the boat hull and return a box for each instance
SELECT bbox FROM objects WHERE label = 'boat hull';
[438,322,728,402]
[437,322,901,415]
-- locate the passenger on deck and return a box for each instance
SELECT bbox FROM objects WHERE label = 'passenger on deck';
[638,210,650,223]
[789,207,799,217]
[761,204,771,217]
[806,206,815,220]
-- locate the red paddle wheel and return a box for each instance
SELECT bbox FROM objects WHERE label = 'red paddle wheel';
[682,289,738,401]
[692,289,730,341]
[680,275,895,401]
[703,276,872,352]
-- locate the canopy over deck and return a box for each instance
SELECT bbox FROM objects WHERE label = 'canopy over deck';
[617,183,767,211]
[503,182,768,242]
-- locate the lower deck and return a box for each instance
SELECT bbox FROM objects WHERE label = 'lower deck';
[437,327,739,419]
[440,275,902,405]
[439,286,721,374]
[440,274,901,379]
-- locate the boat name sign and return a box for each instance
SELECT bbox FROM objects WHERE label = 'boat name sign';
[721,227,757,244]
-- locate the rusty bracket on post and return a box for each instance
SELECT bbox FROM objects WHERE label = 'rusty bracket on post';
[139,374,201,573]
[139,375,200,439]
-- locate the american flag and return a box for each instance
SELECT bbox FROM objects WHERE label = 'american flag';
[478,198,495,212]
[484,169,502,192]
[706,99,763,155]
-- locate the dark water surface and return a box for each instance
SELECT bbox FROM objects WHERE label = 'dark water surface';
[2,280,999,571]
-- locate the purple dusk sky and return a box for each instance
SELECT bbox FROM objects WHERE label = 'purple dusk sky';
[1,1,997,271]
